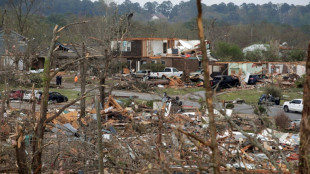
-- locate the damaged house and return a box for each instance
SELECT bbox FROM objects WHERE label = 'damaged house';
[0,30,28,70]
[112,38,218,74]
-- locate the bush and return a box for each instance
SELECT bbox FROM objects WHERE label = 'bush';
[254,105,267,115]
[146,100,153,108]
[110,62,127,74]
[274,112,291,130]
[214,41,244,61]
[295,74,305,88]
[141,63,165,72]
[264,85,282,98]
[29,74,42,88]
[226,103,234,109]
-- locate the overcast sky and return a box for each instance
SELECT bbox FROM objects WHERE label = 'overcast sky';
[108,0,309,6]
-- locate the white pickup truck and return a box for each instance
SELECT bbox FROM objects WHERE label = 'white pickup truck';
[283,99,303,113]
[149,67,183,79]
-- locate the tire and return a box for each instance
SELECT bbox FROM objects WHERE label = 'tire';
[284,105,289,112]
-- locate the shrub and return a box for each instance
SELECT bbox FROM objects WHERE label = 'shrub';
[264,85,282,98]
[254,105,267,115]
[146,100,153,108]
[295,75,305,88]
[29,74,43,88]
[274,112,291,130]
[226,103,234,109]
[214,42,244,61]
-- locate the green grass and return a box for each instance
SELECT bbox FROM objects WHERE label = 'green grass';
[217,87,303,105]
[49,89,80,100]
[155,87,205,96]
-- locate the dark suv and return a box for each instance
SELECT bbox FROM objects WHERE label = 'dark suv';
[48,92,68,103]
[248,75,259,85]
[248,74,268,85]
[210,75,240,89]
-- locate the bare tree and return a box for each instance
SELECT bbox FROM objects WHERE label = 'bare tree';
[196,0,220,173]
[6,0,41,35]
[299,42,310,173]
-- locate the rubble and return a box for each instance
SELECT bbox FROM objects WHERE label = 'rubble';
[0,88,301,173]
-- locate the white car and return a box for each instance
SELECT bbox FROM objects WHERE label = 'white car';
[149,67,183,79]
[283,99,303,113]
[23,90,42,101]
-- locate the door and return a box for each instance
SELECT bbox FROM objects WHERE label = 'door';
[295,100,303,112]
[290,100,300,111]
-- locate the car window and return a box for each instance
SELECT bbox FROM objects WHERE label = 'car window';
[225,76,232,80]
[295,100,301,104]
[164,69,171,72]
[291,100,301,104]
[173,68,178,72]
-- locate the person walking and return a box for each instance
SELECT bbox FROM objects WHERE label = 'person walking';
[59,75,62,86]
[74,75,78,86]
[56,75,60,86]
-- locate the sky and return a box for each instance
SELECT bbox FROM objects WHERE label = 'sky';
[107,0,309,6]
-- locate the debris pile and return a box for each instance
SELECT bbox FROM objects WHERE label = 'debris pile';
[0,92,301,173]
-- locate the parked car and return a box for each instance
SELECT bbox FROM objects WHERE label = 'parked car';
[23,90,42,101]
[210,75,239,89]
[248,74,268,85]
[258,94,280,105]
[149,67,183,79]
[9,90,25,100]
[248,75,259,85]
[283,99,303,112]
[189,69,204,77]
[132,69,151,78]
[48,92,68,103]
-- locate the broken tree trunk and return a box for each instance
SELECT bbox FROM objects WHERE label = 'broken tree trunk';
[299,42,310,173]
[15,123,28,174]
[32,25,57,174]
[196,0,220,173]
[80,42,86,118]
[99,49,108,108]
[96,96,104,173]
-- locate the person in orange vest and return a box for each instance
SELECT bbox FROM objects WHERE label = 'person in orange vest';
[74,75,78,86]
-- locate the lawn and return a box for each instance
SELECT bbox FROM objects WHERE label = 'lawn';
[155,87,205,96]
[217,87,303,105]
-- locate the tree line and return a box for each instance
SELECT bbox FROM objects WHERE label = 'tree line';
[0,0,309,62]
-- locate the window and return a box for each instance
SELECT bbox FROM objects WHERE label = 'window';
[173,68,178,72]
[161,60,166,65]
[292,100,301,104]
[164,68,171,72]
[163,43,167,53]
[151,60,157,64]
